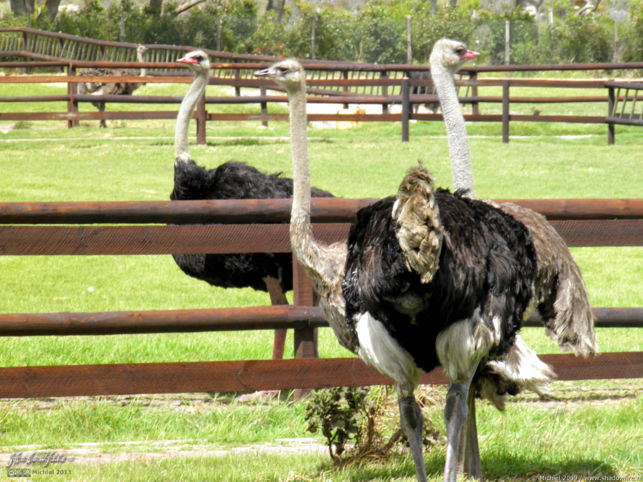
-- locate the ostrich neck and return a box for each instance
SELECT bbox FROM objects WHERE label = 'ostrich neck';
[431,64,474,197]
[175,69,208,163]
[288,84,314,259]
[137,49,146,78]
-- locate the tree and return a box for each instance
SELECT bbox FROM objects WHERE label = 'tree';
[266,0,286,21]
[10,0,61,21]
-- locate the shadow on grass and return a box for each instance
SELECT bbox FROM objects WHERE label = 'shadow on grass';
[312,451,620,481]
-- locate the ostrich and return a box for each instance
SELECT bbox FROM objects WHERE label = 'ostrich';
[172,50,334,360]
[423,37,596,478]
[430,38,596,363]
[77,44,148,128]
[256,58,539,482]
[258,52,595,482]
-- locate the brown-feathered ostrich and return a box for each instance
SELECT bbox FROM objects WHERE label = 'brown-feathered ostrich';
[257,48,595,482]
[172,50,334,360]
[77,44,148,128]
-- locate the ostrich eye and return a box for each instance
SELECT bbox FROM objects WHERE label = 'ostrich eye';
[455,47,465,55]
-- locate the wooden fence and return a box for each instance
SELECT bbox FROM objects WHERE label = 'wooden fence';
[0,198,641,398]
[2,27,642,144]
[1,27,642,398]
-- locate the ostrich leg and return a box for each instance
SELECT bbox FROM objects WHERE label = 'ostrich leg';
[98,103,107,128]
[264,276,288,360]
[443,364,478,482]
[399,395,428,482]
[458,387,482,479]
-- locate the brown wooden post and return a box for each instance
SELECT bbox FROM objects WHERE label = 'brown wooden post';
[22,31,30,74]
[502,81,510,144]
[292,255,318,400]
[234,68,241,97]
[470,71,479,116]
[260,85,268,128]
[342,70,349,109]
[58,38,65,72]
[381,70,389,115]
[67,64,79,128]
[196,93,206,145]
[402,77,410,142]
[607,84,616,145]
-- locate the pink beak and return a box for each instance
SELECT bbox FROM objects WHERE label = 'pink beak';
[177,56,197,65]
[460,49,480,60]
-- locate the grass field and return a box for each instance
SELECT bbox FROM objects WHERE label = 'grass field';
[0,79,641,480]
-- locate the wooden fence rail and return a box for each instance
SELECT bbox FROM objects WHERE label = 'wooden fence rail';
[0,198,641,398]
[2,27,643,144]
[1,65,641,144]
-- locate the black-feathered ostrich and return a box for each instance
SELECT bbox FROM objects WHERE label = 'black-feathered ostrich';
[172,50,333,360]
[77,44,148,128]
[430,37,597,477]
[256,42,595,482]
[431,38,596,359]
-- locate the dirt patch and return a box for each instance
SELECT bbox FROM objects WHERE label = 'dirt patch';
[0,438,327,466]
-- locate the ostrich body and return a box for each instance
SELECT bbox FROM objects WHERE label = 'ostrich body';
[430,38,596,361]
[77,44,148,128]
[173,51,333,359]
[429,37,597,478]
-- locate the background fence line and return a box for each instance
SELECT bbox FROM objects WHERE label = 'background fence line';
[2,28,642,144]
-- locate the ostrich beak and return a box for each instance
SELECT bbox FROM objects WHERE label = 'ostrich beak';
[460,50,480,60]
[254,67,272,78]
[177,55,197,65]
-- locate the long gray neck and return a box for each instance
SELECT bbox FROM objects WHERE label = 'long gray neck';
[287,81,315,262]
[137,47,146,78]
[174,68,208,163]
[431,61,474,197]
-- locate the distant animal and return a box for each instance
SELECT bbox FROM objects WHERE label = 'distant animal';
[77,44,147,128]
[172,50,334,360]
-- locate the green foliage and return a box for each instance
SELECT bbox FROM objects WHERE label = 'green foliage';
[305,387,370,462]
[4,0,640,66]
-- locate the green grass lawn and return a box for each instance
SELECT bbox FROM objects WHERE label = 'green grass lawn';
[0,80,641,480]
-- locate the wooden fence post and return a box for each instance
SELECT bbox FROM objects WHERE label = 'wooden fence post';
[67,64,79,128]
[22,30,29,74]
[502,81,510,143]
[260,85,268,128]
[401,77,410,142]
[607,84,616,145]
[381,70,389,115]
[470,71,479,116]
[293,256,318,400]
[196,93,206,145]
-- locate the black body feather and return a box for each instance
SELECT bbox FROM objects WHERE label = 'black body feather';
[171,160,333,292]
[342,189,536,373]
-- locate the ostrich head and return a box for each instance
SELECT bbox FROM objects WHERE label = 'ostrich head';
[177,50,211,74]
[254,59,305,93]
[136,44,148,57]
[429,38,479,74]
